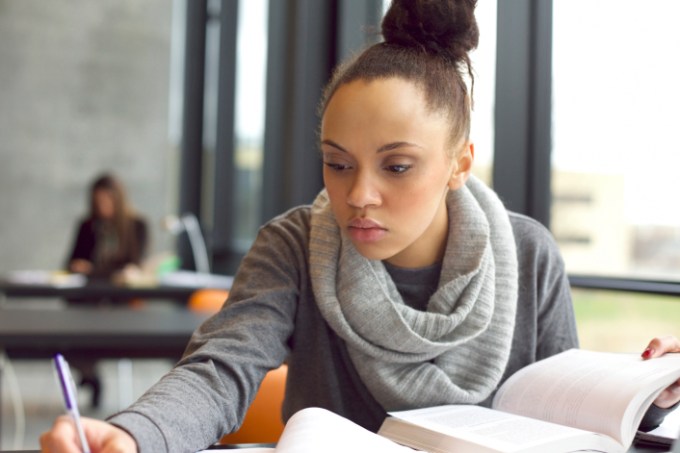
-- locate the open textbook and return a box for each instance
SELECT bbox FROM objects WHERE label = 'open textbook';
[379,349,680,452]
[201,349,680,453]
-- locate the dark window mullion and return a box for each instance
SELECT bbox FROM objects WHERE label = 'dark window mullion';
[493,0,552,228]
[178,0,207,271]
[211,0,239,274]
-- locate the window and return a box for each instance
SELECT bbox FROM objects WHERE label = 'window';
[232,0,268,250]
[552,0,680,281]
[552,1,680,350]
[572,288,680,351]
[468,0,497,185]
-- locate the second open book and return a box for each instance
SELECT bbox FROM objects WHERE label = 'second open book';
[204,348,680,453]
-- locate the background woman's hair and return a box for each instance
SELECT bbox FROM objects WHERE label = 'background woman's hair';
[89,173,133,220]
[320,0,479,150]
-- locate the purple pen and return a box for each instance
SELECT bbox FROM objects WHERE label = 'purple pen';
[54,353,92,453]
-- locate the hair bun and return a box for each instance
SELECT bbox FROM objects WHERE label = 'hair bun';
[382,0,479,60]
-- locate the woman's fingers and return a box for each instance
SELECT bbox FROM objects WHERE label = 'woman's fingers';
[641,335,680,360]
[643,336,680,408]
[654,378,680,409]
[40,415,81,453]
[40,416,138,453]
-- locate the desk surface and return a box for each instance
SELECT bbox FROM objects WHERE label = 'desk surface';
[0,306,209,360]
[0,271,232,303]
[1,281,197,302]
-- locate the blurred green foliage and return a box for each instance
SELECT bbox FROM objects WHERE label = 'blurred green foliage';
[572,289,680,352]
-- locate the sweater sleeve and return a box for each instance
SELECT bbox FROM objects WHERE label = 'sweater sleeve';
[510,212,579,361]
[108,209,309,453]
[639,402,679,432]
[531,227,580,360]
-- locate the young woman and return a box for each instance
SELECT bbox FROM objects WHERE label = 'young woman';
[41,1,680,452]
[67,172,148,280]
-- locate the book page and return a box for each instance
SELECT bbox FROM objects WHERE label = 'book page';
[274,407,418,453]
[492,349,680,448]
[380,405,622,453]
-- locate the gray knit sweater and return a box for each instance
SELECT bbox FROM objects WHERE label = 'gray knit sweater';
[108,208,579,453]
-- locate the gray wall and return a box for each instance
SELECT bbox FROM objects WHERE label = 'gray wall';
[0,0,178,273]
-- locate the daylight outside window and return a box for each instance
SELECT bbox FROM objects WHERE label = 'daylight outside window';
[551,0,680,351]
[232,0,268,250]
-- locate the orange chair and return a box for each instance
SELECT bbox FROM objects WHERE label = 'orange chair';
[187,288,229,314]
[188,289,287,444]
[219,364,288,445]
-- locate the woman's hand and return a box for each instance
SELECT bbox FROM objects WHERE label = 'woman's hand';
[642,335,680,409]
[40,416,138,453]
[69,259,93,275]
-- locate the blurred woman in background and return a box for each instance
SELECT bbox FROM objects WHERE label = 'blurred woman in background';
[67,172,148,279]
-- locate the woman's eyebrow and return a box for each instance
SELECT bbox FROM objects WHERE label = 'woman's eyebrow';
[376,141,422,153]
[321,139,422,153]
[320,139,346,152]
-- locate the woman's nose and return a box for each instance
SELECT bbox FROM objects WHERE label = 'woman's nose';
[346,171,381,209]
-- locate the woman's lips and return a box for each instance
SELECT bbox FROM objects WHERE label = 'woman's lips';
[347,218,387,243]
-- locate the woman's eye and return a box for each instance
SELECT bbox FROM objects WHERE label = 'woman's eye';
[323,161,352,171]
[385,164,412,174]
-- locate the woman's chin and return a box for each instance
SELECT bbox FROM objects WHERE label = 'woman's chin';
[351,242,395,262]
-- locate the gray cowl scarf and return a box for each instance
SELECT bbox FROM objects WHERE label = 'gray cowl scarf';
[309,176,518,410]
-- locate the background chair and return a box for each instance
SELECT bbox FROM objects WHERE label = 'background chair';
[188,288,287,445]
[187,288,229,313]
[219,364,288,445]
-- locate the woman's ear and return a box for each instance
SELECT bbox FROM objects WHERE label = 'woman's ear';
[448,142,474,190]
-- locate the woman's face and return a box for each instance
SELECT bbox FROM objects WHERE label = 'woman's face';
[321,77,473,268]
[93,188,116,220]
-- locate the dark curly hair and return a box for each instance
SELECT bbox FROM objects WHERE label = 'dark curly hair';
[320,0,479,151]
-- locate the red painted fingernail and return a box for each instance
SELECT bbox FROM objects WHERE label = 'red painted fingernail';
[642,348,654,359]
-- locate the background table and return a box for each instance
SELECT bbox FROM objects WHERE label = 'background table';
[0,306,208,359]
[0,306,210,443]
[0,270,233,304]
